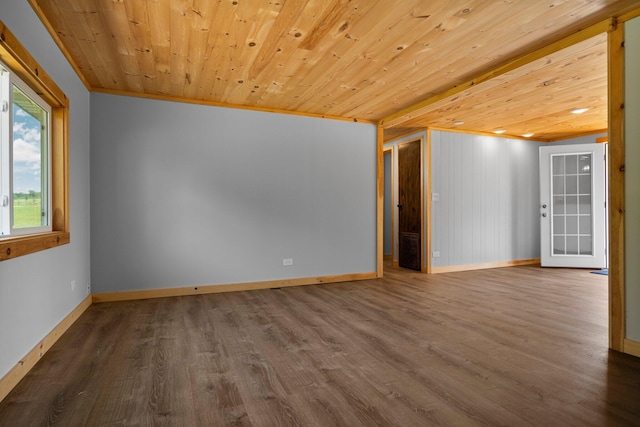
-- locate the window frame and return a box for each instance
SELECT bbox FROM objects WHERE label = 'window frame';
[2,65,53,236]
[0,20,69,261]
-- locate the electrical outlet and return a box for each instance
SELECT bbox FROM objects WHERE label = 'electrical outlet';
[432,193,440,202]
[432,251,440,258]
[70,280,76,291]
[283,258,293,266]
[87,282,91,295]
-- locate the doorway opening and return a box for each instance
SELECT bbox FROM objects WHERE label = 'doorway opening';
[383,135,428,273]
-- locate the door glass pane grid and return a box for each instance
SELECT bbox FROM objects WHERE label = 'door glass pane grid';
[551,153,593,256]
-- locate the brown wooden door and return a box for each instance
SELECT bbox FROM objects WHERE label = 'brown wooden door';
[397,140,421,270]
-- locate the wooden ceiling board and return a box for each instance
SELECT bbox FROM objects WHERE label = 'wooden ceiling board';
[317,0,608,119]
[394,33,608,141]
[29,0,640,139]
[288,1,526,118]
[249,0,391,114]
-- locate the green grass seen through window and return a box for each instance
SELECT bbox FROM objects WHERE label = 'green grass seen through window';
[13,196,43,228]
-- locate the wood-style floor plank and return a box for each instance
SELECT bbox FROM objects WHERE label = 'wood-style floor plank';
[1,264,640,426]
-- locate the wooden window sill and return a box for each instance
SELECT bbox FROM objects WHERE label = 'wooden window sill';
[0,231,70,261]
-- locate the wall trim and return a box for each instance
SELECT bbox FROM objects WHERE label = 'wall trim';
[428,126,545,141]
[92,88,376,125]
[608,22,625,352]
[431,258,540,274]
[93,272,377,303]
[427,126,607,143]
[619,7,640,23]
[27,0,92,89]
[549,129,609,142]
[624,339,640,358]
[30,0,375,126]
[0,295,92,403]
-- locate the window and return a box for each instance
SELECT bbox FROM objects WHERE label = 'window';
[0,20,69,261]
[1,62,52,237]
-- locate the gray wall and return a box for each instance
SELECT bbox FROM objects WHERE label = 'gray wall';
[0,2,91,379]
[625,17,640,341]
[90,93,377,293]
[430,130,542,267]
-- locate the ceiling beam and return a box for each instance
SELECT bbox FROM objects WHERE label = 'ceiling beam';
[380,18,614,129]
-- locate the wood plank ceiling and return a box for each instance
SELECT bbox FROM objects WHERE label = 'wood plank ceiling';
[30,0,640,141]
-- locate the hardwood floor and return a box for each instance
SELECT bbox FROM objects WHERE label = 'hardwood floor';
[1,264,640,426]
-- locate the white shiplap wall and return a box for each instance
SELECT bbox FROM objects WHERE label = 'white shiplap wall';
[431,131,542,268]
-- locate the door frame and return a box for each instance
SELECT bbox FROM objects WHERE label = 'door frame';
[539,143,607,268]
[381,131,431,273]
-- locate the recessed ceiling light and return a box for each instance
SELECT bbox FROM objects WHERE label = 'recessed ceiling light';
[522,133,535,138]
[453,121,464,125]
[493,129,506,134]
[570,108,589,114]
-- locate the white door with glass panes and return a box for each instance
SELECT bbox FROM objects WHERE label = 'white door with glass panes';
[539,143,606,268]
